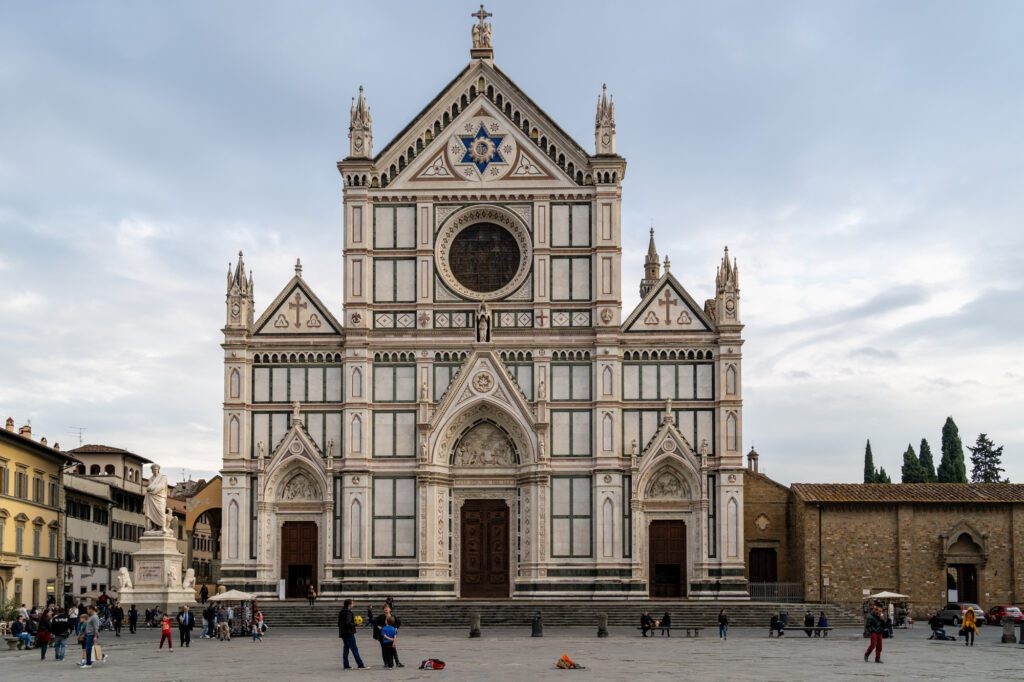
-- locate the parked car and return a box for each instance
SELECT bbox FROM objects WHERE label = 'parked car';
[937,602,986,626]
[986,605,1023,625]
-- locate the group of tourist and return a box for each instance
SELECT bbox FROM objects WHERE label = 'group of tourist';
[11,601,112,668]
[338,596,401,670]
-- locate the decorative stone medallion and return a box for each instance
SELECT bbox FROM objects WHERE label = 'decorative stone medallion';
[446,115,519,182]
[754,513,770,531]
[472,371,494,393]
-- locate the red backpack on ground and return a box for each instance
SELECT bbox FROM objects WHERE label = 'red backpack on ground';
[419,658,446,670]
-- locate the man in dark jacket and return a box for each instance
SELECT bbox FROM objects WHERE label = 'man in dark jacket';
[804,611,815,637]
[178,605,196,647]
[338,599,366,669]
[111,603,124,637]
[864,604,885,663]
[373,604,403,667]
[640,611,653,637]
[127,605,138,634]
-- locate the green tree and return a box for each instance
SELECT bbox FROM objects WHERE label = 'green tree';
[937,416,967,483]
[901,443,927,483]
[876,467,892,484]
[863,440,876,483]
[918,438,936,482]
[968,433,1007,483]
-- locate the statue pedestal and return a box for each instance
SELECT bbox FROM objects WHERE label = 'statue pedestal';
[118,532,196,613]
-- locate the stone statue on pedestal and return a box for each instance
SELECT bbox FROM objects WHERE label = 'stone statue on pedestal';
[144,464,169,534]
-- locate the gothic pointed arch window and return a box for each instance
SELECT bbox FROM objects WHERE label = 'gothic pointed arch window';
[602,412,614,452]
[727,413,738,451]
[229,369,241,399]
[726,365,737,395]
[351,414,362,454]
[229,416,240,454]
[227,499,239,560]
[352,368,363,398]
[350,498,363,558]
[602,497,614,558]
[727,497,739,557]
[602,365,613,395]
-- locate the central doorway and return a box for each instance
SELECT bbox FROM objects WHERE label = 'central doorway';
[280,521,317,599]
[460,499,510,599]
[649,520,686,598]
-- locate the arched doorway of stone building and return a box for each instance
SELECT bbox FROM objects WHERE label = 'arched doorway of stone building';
[184,477,223,588]
[943,525,986,603]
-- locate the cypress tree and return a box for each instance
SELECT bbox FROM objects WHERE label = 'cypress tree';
[918,438,936,483]
[901,444,926,483]
[863,440,876,483]
[937,416,967,483]
[968,433,1007,483]
[876,467,892,484]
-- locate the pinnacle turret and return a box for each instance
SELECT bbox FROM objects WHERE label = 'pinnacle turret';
[640,227,661,297]
[595,83,616,155]
[348,85,373,159]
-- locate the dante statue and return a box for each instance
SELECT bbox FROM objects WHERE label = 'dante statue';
[144,463,169,533]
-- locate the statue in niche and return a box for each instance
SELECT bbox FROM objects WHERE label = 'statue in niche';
[476,303,491,342]
[537,377,546,400]
[420,380,429,401]
[257,441,265,459]
[699,438,710,458]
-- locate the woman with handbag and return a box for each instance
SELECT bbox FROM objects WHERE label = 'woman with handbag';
[36,614,52,660]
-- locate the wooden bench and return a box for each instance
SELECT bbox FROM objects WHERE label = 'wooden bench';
[639,626,703,638]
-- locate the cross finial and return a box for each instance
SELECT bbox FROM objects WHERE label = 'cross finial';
[472,4,492,26]
[295,258,302,277]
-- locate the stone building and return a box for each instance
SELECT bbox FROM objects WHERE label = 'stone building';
[0,418,75,607]
[219,9,748,600]
[62,474,112,599]
[67,444,149,597]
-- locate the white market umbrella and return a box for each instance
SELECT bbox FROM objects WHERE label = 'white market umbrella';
[867,591,909,600]
[207,589,255,602]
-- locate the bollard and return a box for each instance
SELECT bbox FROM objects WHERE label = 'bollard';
[469,611,481,638]
[1002,618,1017,644]
[597,612,609,638]
[532,611,544,637]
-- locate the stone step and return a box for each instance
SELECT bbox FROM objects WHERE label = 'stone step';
[249,601,862,629]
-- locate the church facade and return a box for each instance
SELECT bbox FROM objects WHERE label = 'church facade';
[219,10,748,600]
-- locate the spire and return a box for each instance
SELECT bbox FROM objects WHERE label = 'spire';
[470,5,494,59]
[348,85,372,158]
[714,245,741,326]
[226,250,255,331]
[295,258,303,278]
[639,226,661,297]
[595,83,616,155]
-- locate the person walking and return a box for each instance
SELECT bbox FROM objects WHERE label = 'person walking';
[864,604,885,664]
[111,602,124,637]
[308,584,317,607]
[178,604,196,647]
[718,609,729,640]
[217,606,231,641]
[36,612,52,660]
[660,611,672,637]
[79,605,106,668]
[199,584,209,605]
[962,608,978,647]
[158,614,174,652]
[127,604,138,634]
[51,608,71,661]
[338,598,366,670]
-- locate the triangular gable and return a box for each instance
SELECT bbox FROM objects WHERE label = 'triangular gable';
[429,349,536,432]
[622,273,715,333]
[636,415,704,500]
[374,60,590,189]
[267,419,324,468]
[254,276,342,336]
[390,98,576,190]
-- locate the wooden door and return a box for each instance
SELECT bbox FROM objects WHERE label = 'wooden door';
[460,500,509,599]
[280,521,318,598]
[649,520,686,598]
[748,547,778,583]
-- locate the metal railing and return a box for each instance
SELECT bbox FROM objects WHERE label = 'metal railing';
[748,582,805,602]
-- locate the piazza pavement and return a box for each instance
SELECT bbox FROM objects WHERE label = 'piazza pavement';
[2,623,1022,680]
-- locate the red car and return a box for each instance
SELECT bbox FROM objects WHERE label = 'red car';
[986,605,1023,625]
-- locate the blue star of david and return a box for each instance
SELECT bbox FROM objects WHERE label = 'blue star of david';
[459,124,505,174]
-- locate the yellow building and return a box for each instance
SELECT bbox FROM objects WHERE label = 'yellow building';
[0,418,77,608]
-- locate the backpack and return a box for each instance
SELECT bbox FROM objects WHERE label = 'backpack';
[419,659,446,670]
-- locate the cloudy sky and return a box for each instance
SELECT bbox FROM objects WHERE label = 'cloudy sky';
[1,1,1021,485]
